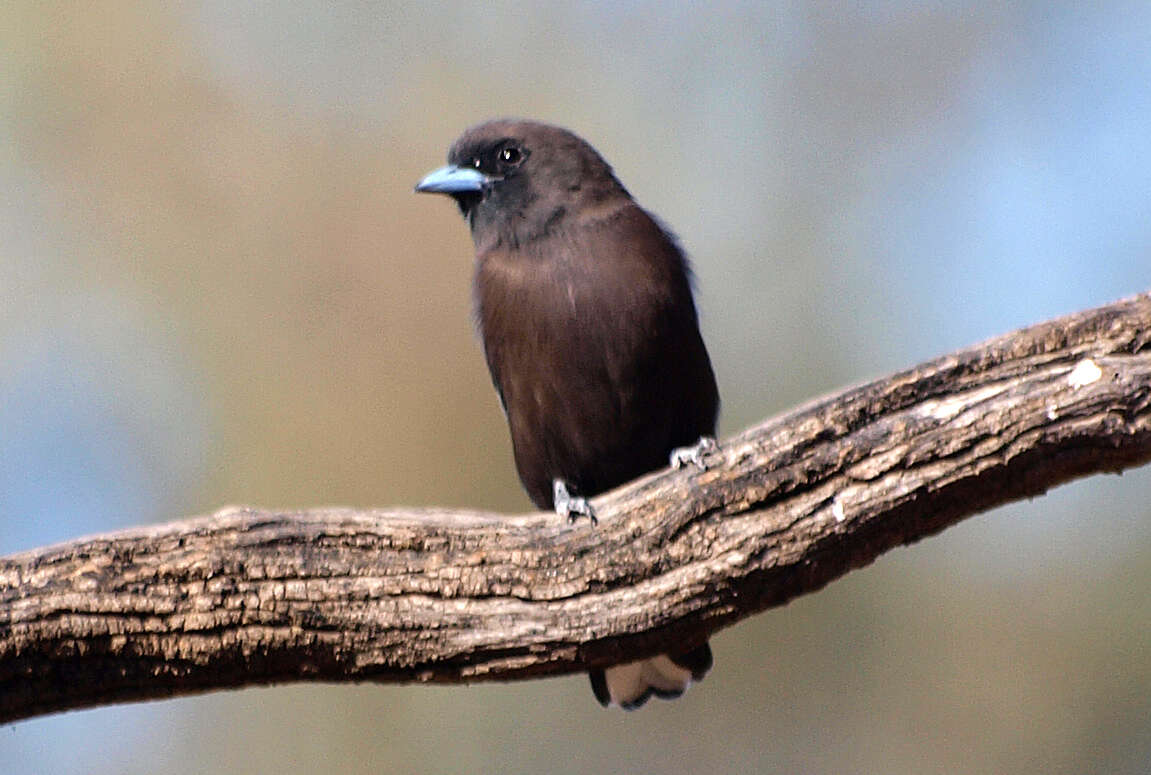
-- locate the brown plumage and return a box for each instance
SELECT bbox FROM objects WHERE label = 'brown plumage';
[416,119,718,709]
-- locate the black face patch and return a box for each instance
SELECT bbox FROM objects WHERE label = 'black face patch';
[446,137,533,225]
[451,138,529,178]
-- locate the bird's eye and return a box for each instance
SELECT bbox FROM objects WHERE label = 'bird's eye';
[471,158,482,169]
[499,146,523,165]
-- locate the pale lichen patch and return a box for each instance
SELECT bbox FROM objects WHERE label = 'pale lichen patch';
[1067,358,1103,388]
[919,384,1007,421]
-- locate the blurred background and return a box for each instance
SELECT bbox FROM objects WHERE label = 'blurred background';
[2,2,1150,773]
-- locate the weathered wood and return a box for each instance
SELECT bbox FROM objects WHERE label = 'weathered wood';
[2,292,1150,724]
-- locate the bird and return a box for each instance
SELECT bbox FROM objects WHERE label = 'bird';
[415,119,719,710]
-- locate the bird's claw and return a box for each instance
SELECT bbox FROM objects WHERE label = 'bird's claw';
[669,436,718,470]
[553,479,597,525]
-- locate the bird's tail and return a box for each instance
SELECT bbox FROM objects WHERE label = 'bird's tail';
[589,642,712,710]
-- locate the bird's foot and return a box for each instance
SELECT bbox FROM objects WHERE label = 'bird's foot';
[553,479,597,525]
[669,436,719,470]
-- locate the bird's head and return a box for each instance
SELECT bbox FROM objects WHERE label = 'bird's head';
[416,119,629,249]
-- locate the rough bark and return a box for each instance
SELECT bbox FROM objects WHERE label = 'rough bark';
[3,292,1151,724]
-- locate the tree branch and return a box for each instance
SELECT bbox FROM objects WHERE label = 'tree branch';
[3,292,1151,724]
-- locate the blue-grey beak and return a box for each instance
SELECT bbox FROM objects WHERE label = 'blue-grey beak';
[415,165,488,194]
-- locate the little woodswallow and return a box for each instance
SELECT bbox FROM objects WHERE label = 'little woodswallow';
[416,119,718,709]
